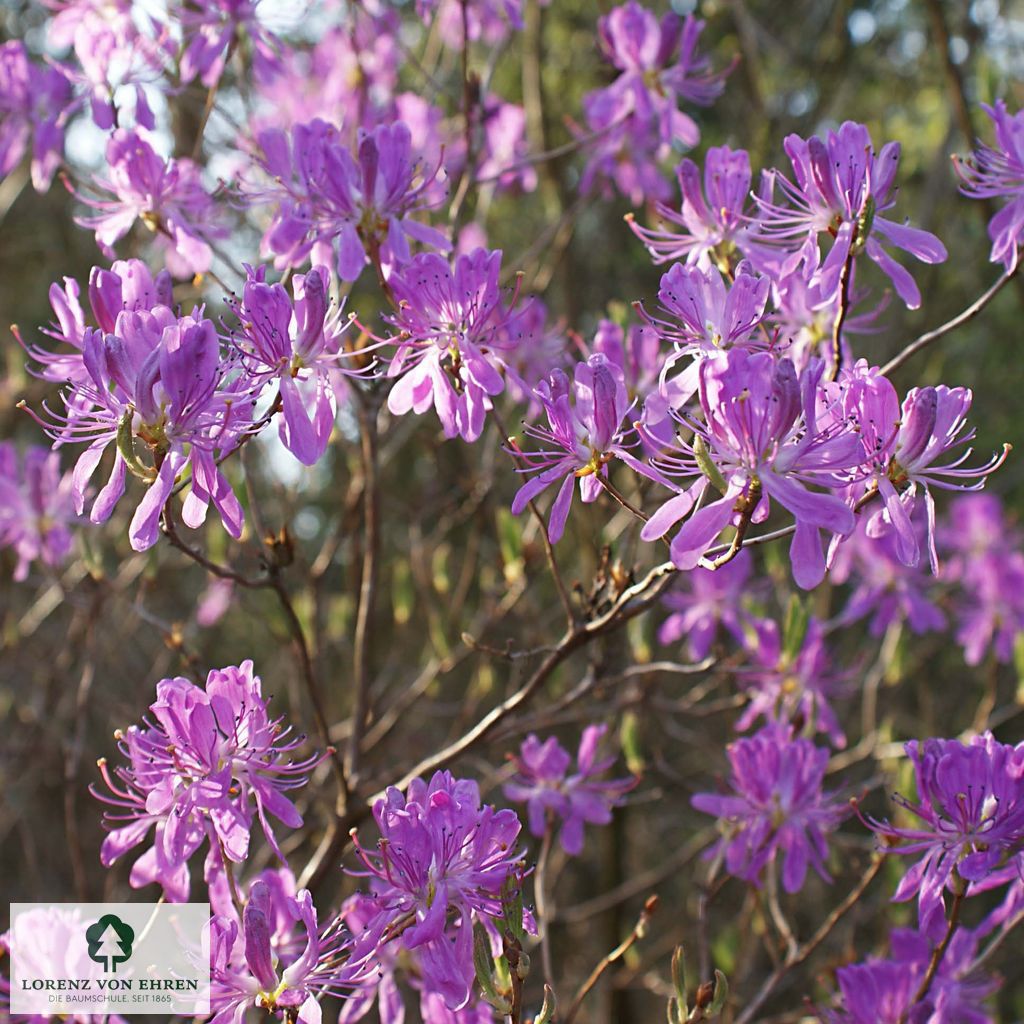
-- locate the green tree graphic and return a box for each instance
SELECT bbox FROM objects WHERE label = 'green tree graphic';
[85,915,135,972]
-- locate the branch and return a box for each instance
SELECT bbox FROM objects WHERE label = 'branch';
[733,854,884,1024]
[881,267,1017,375]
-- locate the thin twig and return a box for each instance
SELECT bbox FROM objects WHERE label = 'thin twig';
[733,854,884,1024]
[881,267,1017,375]
[563,896,658,1024]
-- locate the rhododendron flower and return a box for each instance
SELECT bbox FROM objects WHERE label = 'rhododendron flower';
[580,5,729,204]
[386,248,520,442]
[420,0,524,46]
[832,522,945,637]
[939,495,1024,665]
[30,302,252,551]
[510,353,645,543]
[504,725,636,855]
[350,771,526,1010]
[94,661,326,901]
[179,0,280,87]
[755,121,948,308]
[628,146,761,270]
[874,385,1009,573]
[20,258,173,386]
[642,350,862,589]
[657,548,756,659]
[210,881,362,1024]
[0,444,77,581]
[46,0,166,130]
[956,99,1024,270]
[591,4,727,147]
[645,261,770,361]
[738,617,849,747]
[0,41,71,191]
[692,724,844,892]
[75,130,227,277]
[255,120,448,279]
[828,928,998,1023]
[234,264,368,465]
[863,734,1024,936]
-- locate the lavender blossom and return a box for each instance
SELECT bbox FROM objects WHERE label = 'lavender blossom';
[755,121,947,308]
[691,724,844,892]
[350,771,526,1010]
[94,661,326,901]
[955,99,1024,270]
[504,725,636,855]
[863,734,1024,936]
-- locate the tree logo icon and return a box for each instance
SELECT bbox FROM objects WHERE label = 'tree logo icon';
[85,915,135,972]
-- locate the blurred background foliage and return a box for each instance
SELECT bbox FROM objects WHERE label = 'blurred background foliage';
[1,0,1024,1021]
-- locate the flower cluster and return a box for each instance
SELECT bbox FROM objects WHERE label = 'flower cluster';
[504,725,636,855]
[94,661,326,902]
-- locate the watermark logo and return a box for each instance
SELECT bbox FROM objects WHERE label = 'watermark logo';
[85,913,135,972]
[10,902,210,1016]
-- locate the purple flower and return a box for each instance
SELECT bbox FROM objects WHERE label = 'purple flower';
[29,300,251,552]
[829,960,922,1024]
[829,928,997,1024]
[386,248,519,443]
[691,724,844,892]
[863,734,1024,936]
[504,725,636,855]
[233,264,367,465]
[755,121,947,308]
[657,548,755,659]
[424,0,524,47]
[641,350,862,589]
[955,99,1024,270]
[628,146,761,270]
[0,41,71,192]
[94,661,326,901]
[580,4,730,204]
[0,444,77,581]
[872,385,1009,573]
[254,120,448,280]
[350,771,526,1010]
[938,496,1024,666]
[831,521,946,638]
[75,130,227,277]
[737,618,849,748]
[510,353,643,543]
[179,0,280,87]
[46,0,167,130]
[644,261,770,361]
[211,881,361,1024]
[19,258,173,385]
